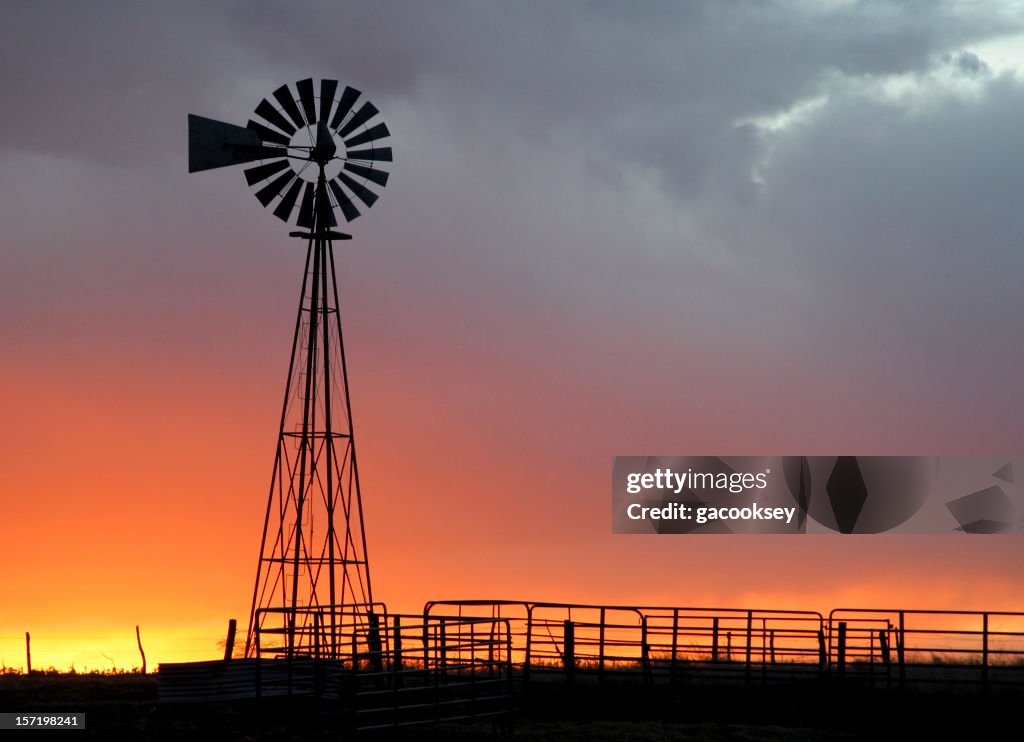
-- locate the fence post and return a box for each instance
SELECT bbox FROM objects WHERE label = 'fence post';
[982,612,989,694]
[770,630,776,665]
[670,609,679,683]
[817,629,827,673]
[564,620,575,685]
[394,616,403,674]
[313,612,324,699]
[392,616,402,716]
[744,611,753,688]
[837,622,847,681]
[641,615,651,685]
[897,611,906,691]
[879,628,890,671]
[368,611,383,672]
[598,607,606,683]
[223,619,236,662]
[712,617,719,662]
[25,632,31,675]
[255,619,262,698]
[439,618,448,681]
[523,608,533,687]
[313,613,322,662]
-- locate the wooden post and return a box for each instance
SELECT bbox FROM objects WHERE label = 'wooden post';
[837,622,847,680]
[770,630,776,664]
[255,624,262,697]
[393,616,403,689]
[368,611,383,672]
[25,632,31,675]
[439,618,448,680]
[711,617,719,662]
[563,620,575,684]
[744,611,753,687]
[641,616,651,686]
[351,628,358,672]
[523,609,533,686]
[314,613,322,661]
[982,613,989,694]
[670,609,679,683]
[136,625,147,673]
[313,613,323,698]
[223,619,237,662]
[897,611,906,691]
[817,629,827,672]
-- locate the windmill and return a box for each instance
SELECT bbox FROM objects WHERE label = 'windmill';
[188,78,391,658]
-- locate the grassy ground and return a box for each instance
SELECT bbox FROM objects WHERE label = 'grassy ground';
[0,672,1019,740]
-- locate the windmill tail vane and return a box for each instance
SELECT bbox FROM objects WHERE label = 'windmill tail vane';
[188,78,392,658]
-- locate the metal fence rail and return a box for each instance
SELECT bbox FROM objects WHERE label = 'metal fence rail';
[425,600,1024,693]
[253,602,390,663]
[251,607,515,730]
[640,606,825,686]
[167,601,1024,710]
[827,608,1024,692]
[425,601,828,688]
[350,614,514,731]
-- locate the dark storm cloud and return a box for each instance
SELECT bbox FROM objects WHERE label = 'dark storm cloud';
[2,1,1014,182]
[1,0,1023,449]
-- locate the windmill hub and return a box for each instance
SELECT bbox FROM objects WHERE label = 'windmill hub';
[189,77,392,229]
[285,126,345,180]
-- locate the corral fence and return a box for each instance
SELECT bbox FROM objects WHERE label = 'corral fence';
[424,600,1024,693]
[249,604,515,730]
[161,601,1024,714]
[827,608,1024,692]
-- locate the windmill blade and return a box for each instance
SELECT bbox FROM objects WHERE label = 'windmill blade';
[338,171,378,207]
[188,114,268,172]
[329,86,361,130]
[255,170,296,207]
[273,84,307,129]
[343,162,389,188]
[328,178,361,222]
[346,146,392,162]
[296,78,317,126]
[339,101,379,137]
[246,120,291,146]
[319,79,338,124]
[296,182,317,228]
[244,159,291,186]
[254,99,296,136]
[272,178,304,222]
[343,122,390,149]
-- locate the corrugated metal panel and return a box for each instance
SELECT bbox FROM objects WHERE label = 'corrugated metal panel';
[158,658,350,703]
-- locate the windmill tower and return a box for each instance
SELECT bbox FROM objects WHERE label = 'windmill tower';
[188,78,391,658]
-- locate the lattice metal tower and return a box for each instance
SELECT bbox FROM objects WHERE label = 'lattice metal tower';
[187,78,392,657]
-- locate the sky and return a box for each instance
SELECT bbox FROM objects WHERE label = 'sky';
[1,0,1022,671]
